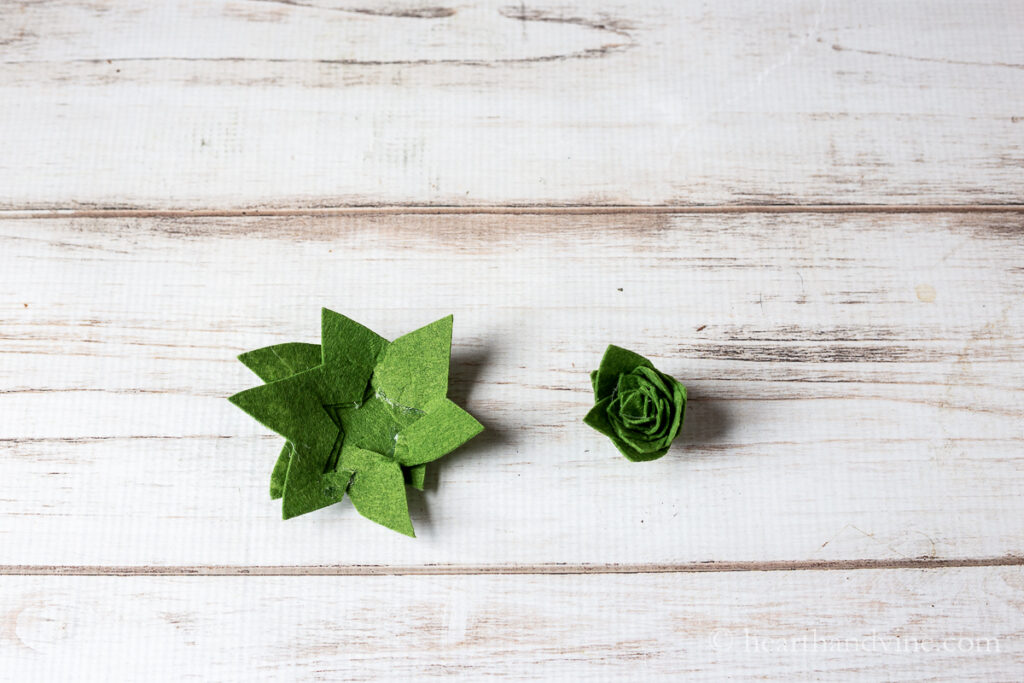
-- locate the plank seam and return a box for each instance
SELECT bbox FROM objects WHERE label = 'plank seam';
[2,557,1022,576]
[2,205,1024,219]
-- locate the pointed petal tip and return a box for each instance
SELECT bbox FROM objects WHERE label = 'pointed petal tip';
[428,313,454,333]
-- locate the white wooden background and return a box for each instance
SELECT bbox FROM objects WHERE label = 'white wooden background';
[2,0,1023,679]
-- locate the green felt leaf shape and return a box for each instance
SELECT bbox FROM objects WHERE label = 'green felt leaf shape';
[239,343,326,499]
[229,310,482,535]
[372,315,452,410]
[320,309,388,404]
[583,344,687,462]
[270,443,291,500]
[393,397,484,467]
[239,342,322,383]
[341,444,414,537]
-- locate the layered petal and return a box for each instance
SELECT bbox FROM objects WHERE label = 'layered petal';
[594,344,652,400]
[238,342,322,383]
[320,308,388,404]
[393,397,484,467]
[228,367,336,459]
[372,315,452,410]
[342,443,415,537]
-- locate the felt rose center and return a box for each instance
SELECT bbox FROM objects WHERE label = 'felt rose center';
[605,366,684,455]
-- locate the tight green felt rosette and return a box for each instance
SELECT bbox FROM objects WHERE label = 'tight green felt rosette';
[228,309,483,536]
[584,345,686,462]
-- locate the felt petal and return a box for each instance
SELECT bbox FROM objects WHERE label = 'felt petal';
[372,315,452,410]
[620,391,646,419]
[404,464,427,490]
[321,308,388,369]
[281,463,351,520]
[320,468,353,501]
[279,423,349,519]
[617,373,643,397]
[228,367,336,456]
[393,397,483,467]
[633,365,671,397]
[238,343,322,383]
[319,309,388,404]
[667,381,687,442]
[280,450,352,520]
[583,396,617,438]
[343,444,415,537]
[595,345,652,399]
[608,413,650,450]
[230,367,345,519]
[270,442,292,499]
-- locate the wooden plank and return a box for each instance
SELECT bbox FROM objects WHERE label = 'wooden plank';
[1,568,1021,679]
[0,211,1022,567]
[2,0,1023,209]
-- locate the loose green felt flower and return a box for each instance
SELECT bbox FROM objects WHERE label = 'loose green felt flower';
[583,345,687,462]
[229,309,483,536]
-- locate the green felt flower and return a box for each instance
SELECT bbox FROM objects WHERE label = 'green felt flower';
[584,345,687,462]
[229,309,483,536]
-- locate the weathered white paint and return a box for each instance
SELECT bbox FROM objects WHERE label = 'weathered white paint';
[1,0,1023,208]
[1,568,1021,680]
[1,212,1021,567]
[3,1,1023,675]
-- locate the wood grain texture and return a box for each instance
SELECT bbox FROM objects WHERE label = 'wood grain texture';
[5,1,1022,676]
[1,211,1021,567]
[2,568,1022,680]
[2,0,1023,209]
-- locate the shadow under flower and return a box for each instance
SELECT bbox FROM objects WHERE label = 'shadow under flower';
[672,382,733,459]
